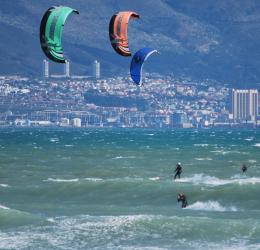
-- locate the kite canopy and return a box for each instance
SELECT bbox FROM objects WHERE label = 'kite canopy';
[109,11,140,56]
[40,6,79,63]
[130,47,158,85]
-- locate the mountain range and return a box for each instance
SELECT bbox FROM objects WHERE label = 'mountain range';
[1,0,260,88]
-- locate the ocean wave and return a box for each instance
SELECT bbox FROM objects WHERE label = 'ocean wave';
[194,144,209,147]
[84,178,103,182]
[0,184,9,188]
[49,137,59,143]
[254,143,260,147]
[186,201,237,212]
[195,157,212,161]
[175,174,260,186]
[44,178,79,183]
[43,176,147,184]
[149,177,160,181]
[145,133,154,136]
[0,213,259,249]
[210,150,248,155]
[245,137,254,141]
[111,156,136,160]
[0,205,10,210]
[0,206,45,228]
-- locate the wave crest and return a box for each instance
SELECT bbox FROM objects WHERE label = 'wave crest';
[187,201,237,212]
[175,174,260,186]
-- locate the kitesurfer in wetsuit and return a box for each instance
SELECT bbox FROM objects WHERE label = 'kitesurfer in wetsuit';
[242,164,248,173]
[177,192,188,208]
[174,162,182,179]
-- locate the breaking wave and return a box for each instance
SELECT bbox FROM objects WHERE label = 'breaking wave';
[187,201,237,212]
[175,174,260,186]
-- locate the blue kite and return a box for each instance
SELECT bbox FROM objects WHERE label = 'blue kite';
[130,47,158,85]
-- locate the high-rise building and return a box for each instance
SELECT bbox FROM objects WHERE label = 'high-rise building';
[93,60,100,79]
[64,60,70,77]
[231,89,258,121]
[72,118,82,128]
[43,59,49,78]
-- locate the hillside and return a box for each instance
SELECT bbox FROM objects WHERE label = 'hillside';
[0,0,260,87]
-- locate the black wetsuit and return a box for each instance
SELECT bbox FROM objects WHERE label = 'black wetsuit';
[177,194,188,208]
[242,165,247,173]
[174,165,182,179]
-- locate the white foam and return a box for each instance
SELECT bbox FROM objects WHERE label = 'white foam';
[64,144,74,147]
[245,137,254,141]
[112,156,136,160]
[0,205,10,210]
[149,177,160,181]
[254,143,260,147]
[187,201,237,212]
[44,178,79,183]
[175,174,260,186]
[84,178,103,182]
[47,218,55,223]
[195,158,212,161]
[50,138,59,142]
[210,150,248,155]
[0,184,9,188]
[194,144,209,147]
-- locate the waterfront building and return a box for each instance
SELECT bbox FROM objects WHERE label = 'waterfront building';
[231,89,258,122]
[43,59,49,78]
[93,60,100,79]
[72,118,81,127]
[64,60,70,78]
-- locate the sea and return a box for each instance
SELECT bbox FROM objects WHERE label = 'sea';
[0,128,259,250]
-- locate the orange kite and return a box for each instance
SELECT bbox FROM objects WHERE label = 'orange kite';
[109,11,140,56]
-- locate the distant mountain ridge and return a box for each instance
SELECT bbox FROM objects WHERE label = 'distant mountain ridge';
[0,0,260,88]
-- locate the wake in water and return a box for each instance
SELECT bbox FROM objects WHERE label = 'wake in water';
[186,201,237,212]
[175,174,260,186]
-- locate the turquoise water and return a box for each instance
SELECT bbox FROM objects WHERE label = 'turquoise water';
[0,128,259,249]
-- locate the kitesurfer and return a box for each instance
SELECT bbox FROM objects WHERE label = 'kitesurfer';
[177,192,188,208]
[174,162,182,179]
[241,164,248,173]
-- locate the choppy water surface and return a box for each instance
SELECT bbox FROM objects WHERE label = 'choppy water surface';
[0,128,259,249]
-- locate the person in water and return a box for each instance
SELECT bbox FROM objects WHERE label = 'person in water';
[174,162,182,179]
[177,192,188,208]
[242,164,248,173]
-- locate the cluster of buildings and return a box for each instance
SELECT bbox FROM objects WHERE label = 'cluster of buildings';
[0,60,259,128]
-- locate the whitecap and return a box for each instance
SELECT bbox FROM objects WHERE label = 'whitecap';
[111,156,136,160]
[195,158,212,161]
[254,143,260,147]
[175,174,260,186]
[84,178,103,182]
[0,184,9,188]
[210,150,248,155]
[186,201,237,212]
[47,218,55,223]
[44,178,79,183]
[194,144,209,147]
[64,144,74,147]
[0,205,10,210]
[50,138,59,143]
[149,177,160,181]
